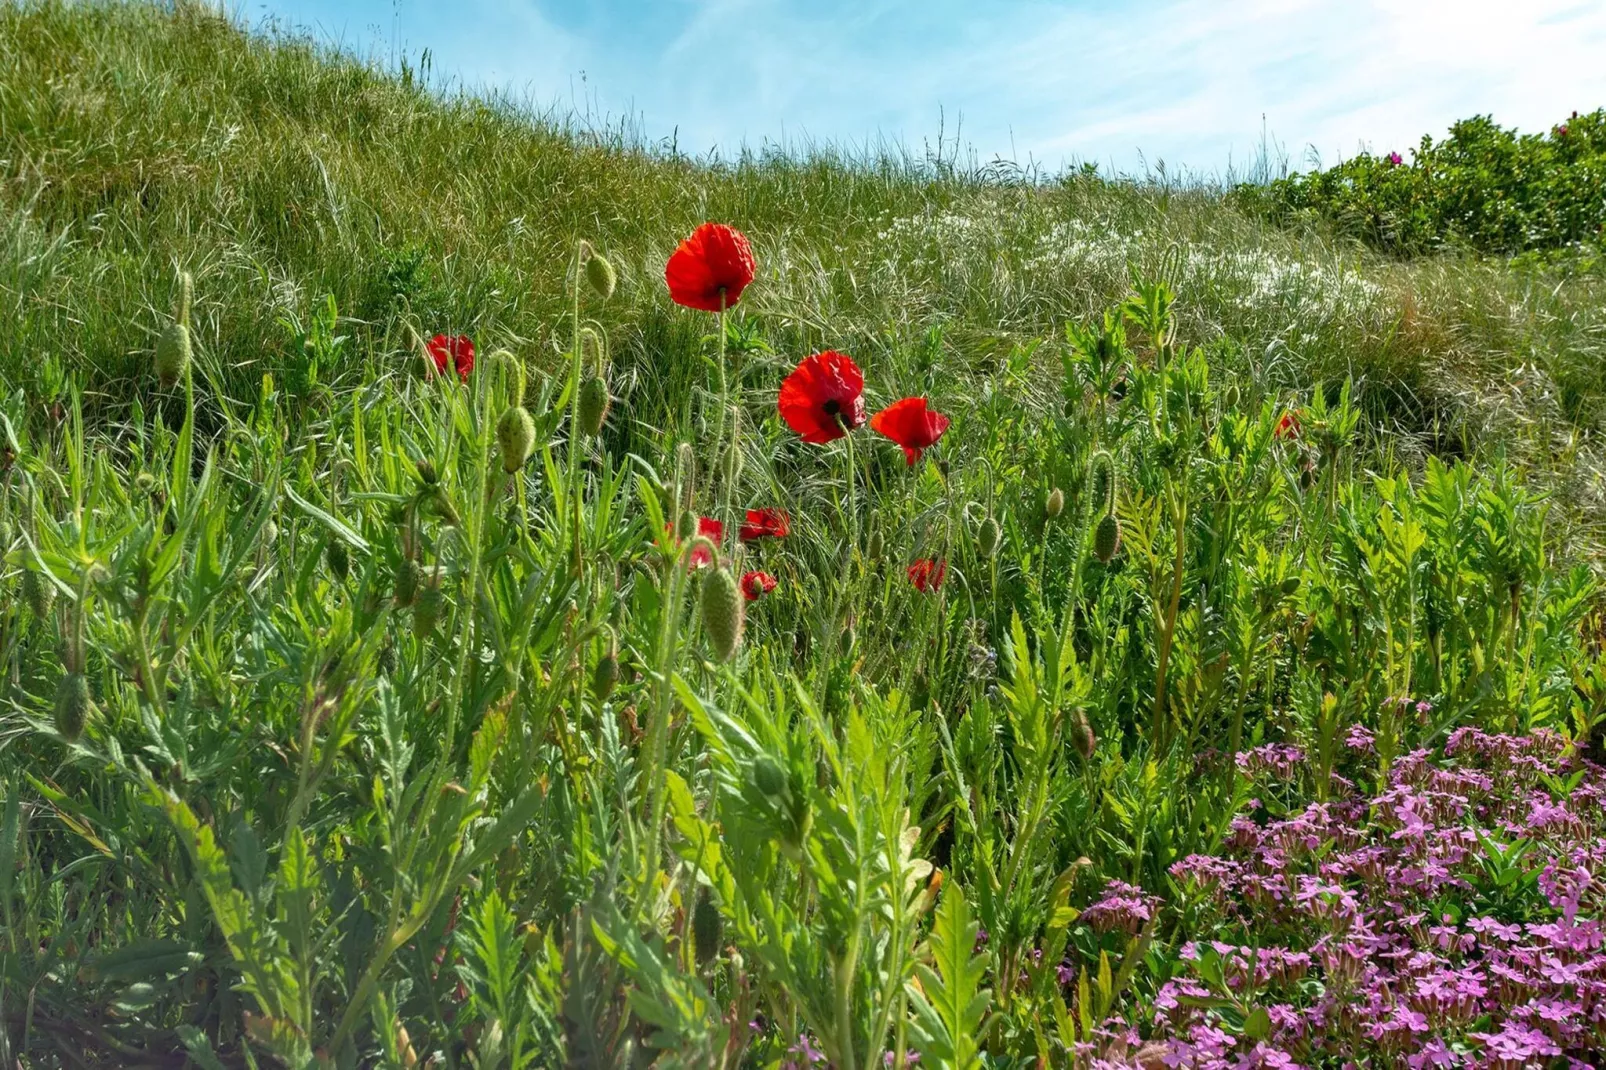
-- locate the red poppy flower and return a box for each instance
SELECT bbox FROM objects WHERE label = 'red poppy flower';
[665,222,756,312]
[665,516,724,567]
[739,508,791,541]
[870,397,951,465]
[741,570,778,601]
[778,351,866,444]
[1275,410,1301,441]
[426,334,475,382]
[908,558,947,593]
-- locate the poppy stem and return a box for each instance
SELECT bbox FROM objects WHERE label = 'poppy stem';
[567,241,586,578]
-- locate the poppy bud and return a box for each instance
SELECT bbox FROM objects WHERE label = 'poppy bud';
[394,558,421,608]
[720,442,743,485]
[413,572,444,639]
[416,459,439,486]
[752,755,787,799]
[592,630,620,701]
[396,1024,418,1070]
[1045,487,1065,519]
[326,539,350,582]
[1093,512,1122,563]
[55,672,92,742]
[676,509,698,541]
[578,376,611,436]
[584,248,617,300]
[135,471,159,495]
[155,271,193,389]
[977,517,1001,558]
[1222,383,1241,411]
[692,886,722,966]
[1070,708,1096,759]
[675,442,697,508]
[262,520,278,547]
[1280,576,1301,596]
[700,566,744,662]
[1089,450,1117,514]
[866,528,884,561]
[22,568,54,619]
[496,405,536,472]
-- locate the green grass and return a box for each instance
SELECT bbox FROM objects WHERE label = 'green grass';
[2,2,1606,1067]
[4,2,1606,545]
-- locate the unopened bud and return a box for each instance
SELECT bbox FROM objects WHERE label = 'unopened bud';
[976,516,1001,558]
[1045,487,1065,519]
[584,249,617,300]
[1093,512,1121,563]
[578,376,610,436]
[496,405,536,472]
[55,672,92,742]
[692,886,722,966]
[700,567,744,662]
[326,540,350,582]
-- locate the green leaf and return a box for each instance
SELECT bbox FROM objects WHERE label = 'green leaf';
[905,881,989,1070]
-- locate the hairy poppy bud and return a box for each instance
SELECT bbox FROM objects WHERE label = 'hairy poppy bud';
[752,755,787,799]
[675,443,697,511]
[413,571,444,639]
[720,442,743,485]
[592,630,620,701]
[1045,487,1065,519]
[497,405,536,472]
[262,520,278,547]
[866,528,884,561]
[692,886,722,966]
[1222,382,1241,411]
[1070,708,1096,759]
[1089,450,1117,514]
[22,568,54,619]
[394,558,421,608]
[1093,512,1121,563]
[1280,575,1300,596]
[416,459,439,486]
[578,376,610,436]
[326,539,350,582]
[583,247,617,300]
[55,672,91,742]
[135,471,159,495]
[701,567,744,662]
[155,271,193,389]
[976,516,1001,558]
[676,509,698,542]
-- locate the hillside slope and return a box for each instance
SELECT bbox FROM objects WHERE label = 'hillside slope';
[3,3,1604,545]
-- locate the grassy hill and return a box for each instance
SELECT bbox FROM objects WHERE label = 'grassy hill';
[5,2,1606,543]
[3,3,1606,1067]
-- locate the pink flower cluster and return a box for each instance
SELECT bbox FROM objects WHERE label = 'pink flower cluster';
[1146,728,1606,1068]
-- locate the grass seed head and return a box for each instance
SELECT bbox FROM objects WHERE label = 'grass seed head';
[701,566,744,662]
[496,405,536,472]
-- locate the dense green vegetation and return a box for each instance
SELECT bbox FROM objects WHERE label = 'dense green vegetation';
[3,3,1606,1068]
[1238,110,1606,259]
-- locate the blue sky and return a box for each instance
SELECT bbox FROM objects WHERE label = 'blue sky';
[244,0,1606,176]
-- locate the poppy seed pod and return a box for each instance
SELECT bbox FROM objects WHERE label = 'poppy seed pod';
[1093,512,1122,563]
[701,566,744,662]
[22,568,54,619]
[692,886,722,966]
[1045,487,1065,519]
[977,516,1001,558]
[326,539,350,582]
[54,672,91,743]
[584,252,617,300]
[578,376,611,436]
[497,405,536,472]
[155,272,194,389]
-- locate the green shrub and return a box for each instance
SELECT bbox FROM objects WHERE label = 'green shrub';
[1238,110,1606,256]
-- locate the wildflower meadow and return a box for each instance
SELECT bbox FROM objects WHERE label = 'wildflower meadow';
[3,3,1606,1069]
